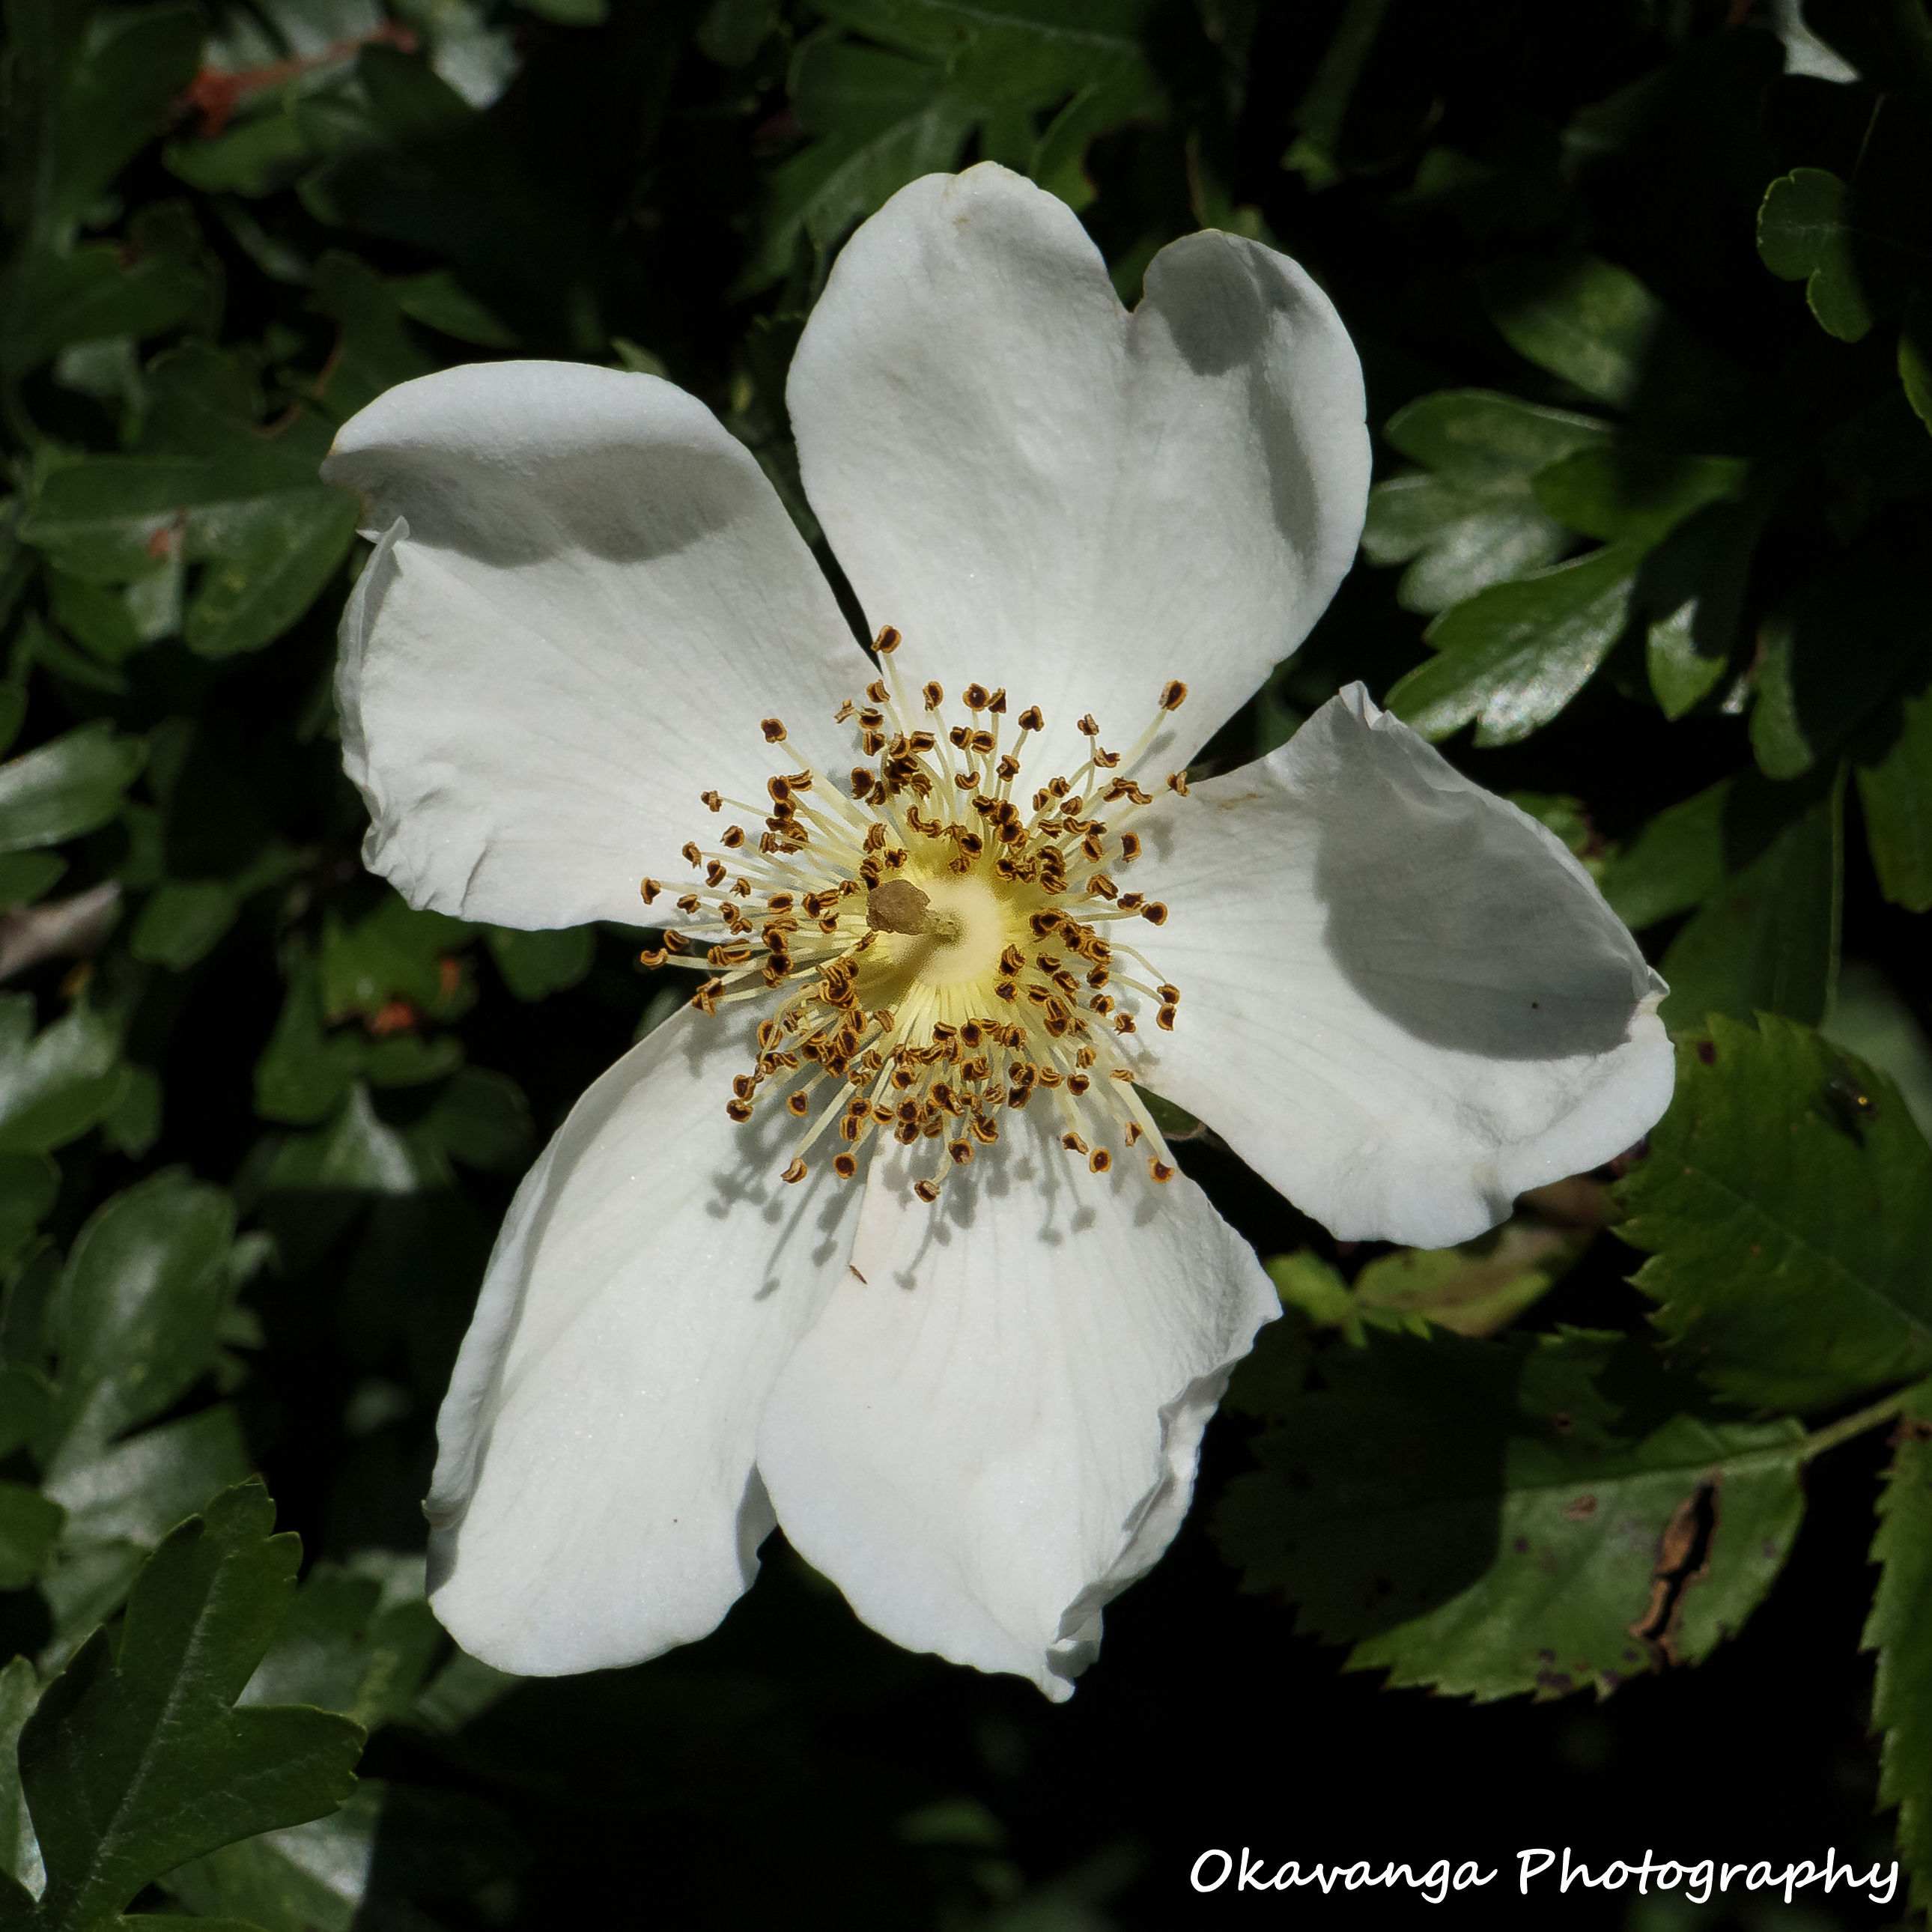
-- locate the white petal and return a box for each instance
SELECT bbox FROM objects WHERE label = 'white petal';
[325,362,860,929]
[1130,686,1674,1247]
[426,1004,861,1675]
[755,1117,1278,1700]
[787,164,1370,781]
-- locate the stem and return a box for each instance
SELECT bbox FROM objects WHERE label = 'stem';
[1795,1388,1913,1460]
[1713,1388,1910,1480]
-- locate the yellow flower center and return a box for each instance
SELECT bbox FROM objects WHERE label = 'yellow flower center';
[638,628,1193,1201]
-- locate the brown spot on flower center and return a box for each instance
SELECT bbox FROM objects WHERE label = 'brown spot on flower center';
[866,880,931,935]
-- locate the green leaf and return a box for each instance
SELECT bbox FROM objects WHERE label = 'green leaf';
[1757,168,1874,344]
[1902,298,1932,431]
[0,206,213,380]
[183,488,361,660]
[16,459,205,584]
[360,1033,462,1090]
[1214,1325,1804,1699]
[319,896,475,1021]
[1856,676,1932,913]
[1864,1379,1932,1913]
[40,1172,239,1471]
[307,253,437,422]
[388,269,519,348]
[128,881,240,972]
[40,1408,253,1653]
[810,0,1149,83]
[1657,766,1841,1030]
[1825,960,1932,1142]
[11,1481,365,1932]
[1531,447,1747,545]
[262,1086,451,1197]
[159,1782,382,1932]
[0,998,129,1157]
[1027,55,1164,210]
[1640,497,1761,719]
[0,724,145,854]
[0,1153,59,1271]
[98,1067,160,1164]
[1360,389,1609,615]
[1597,771,1798,929]
[1750,557,1925,780]
[240,1563,442,1731]
[30,4,207,242]
[44,574,141,667]
[1353,1223,1588,1338]
[253,958,362,1128]
[1384,541,1641,746]
[741,57,977,294]
[486,925,594,1001]
[407,1649,518,1736]
[19,355,356,659]
[0,1481,65,1589]
[0,857,66,913]
[162,1778,524,1932]
[1281,0,1390,189]
[0,1656,42,1898]
[1617,1015,1932,1411]
[419,1067,533,1173]
[1266,1225,1585,1343]
[1264,1251,1358,1333]
[165,105,329,199]
[1479,254,1664,408]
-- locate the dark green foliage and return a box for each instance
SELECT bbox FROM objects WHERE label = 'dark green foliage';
[1865,1379,1932,1914]
[2,1482,363,1932]
[1215,1325,1805,1701]
[1618,1016,1932,1411]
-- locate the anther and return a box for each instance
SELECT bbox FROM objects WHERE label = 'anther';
[923,681,944,709]
[1159,680,1188,711]
[640,878,661,904]
[875,625,901,654]
[783,1158,808,1183]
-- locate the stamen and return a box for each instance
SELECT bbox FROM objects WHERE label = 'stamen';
[654,660,1192,1200]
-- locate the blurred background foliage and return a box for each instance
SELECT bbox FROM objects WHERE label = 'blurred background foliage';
[0,0,1930,1925]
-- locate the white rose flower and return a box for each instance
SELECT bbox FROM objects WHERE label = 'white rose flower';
[321,163,1671,1699]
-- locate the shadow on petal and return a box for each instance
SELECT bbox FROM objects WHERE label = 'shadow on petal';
[1311,725,1647,1062]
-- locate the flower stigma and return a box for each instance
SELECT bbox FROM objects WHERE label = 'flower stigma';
[638,629,1193,1202]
